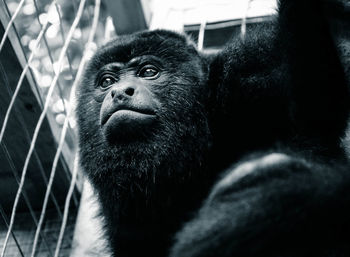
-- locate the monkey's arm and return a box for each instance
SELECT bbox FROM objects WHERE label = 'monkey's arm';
[170,153,350,257]
[277,0,350,143]
[209,0,350,152]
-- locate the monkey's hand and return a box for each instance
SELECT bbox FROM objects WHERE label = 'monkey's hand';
[169,153,350,257]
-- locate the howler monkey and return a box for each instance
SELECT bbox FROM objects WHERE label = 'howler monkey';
[76,0,350,256]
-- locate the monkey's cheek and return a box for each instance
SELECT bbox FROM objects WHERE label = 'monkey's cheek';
[102,110,157,143]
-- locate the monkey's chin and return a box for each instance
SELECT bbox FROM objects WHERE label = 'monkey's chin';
[102,110,157,143]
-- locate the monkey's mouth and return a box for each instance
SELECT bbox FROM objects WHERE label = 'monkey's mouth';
[101,108,156,126]
[101,107,157,143]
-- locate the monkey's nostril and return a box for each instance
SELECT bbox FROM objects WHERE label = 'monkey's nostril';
[125,88,135,96]
[111,90,115,98]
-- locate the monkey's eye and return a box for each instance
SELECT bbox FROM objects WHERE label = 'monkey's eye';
[138,65,160,79]
[99,76,117,89]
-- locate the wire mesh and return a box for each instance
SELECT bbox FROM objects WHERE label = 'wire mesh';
[0,0,104,256]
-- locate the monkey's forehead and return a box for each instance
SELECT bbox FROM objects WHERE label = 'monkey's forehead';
[91,30,198,66]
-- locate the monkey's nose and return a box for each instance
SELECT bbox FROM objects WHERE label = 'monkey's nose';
[111,87,135,101]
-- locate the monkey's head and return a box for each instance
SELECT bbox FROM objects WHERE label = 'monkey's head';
[76,30,211,189]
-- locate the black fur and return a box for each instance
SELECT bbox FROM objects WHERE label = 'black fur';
[76,0,350,256]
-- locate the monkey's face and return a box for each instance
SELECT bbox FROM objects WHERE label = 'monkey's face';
[76,30,211,180]
[78,30,209,143]
[96,56,163,143]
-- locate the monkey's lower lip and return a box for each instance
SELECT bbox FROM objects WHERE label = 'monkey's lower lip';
[102,109,157,129]
[111,109,155,119]
[101,109,156,126]
[102,110,157,143]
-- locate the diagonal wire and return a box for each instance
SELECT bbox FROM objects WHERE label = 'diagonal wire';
[0,203,25,257]
[0,0,25,53]
[0,1,53,143]
[53,154,79,257]
[31,0,77,207]
[53,1,101,254]
[1,143,54,256]
[54,2,75,78]
[0,0,87,255]
[0,38,63,220]
[29,0,91,254]
[32,0,68,116]
[1,0,43,107]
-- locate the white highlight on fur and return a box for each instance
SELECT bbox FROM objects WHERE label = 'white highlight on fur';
[70,180,110,257]
[218,153,291,189]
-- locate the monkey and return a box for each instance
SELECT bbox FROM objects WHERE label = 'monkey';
[75,0,350,256]
[76,30,213,256]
